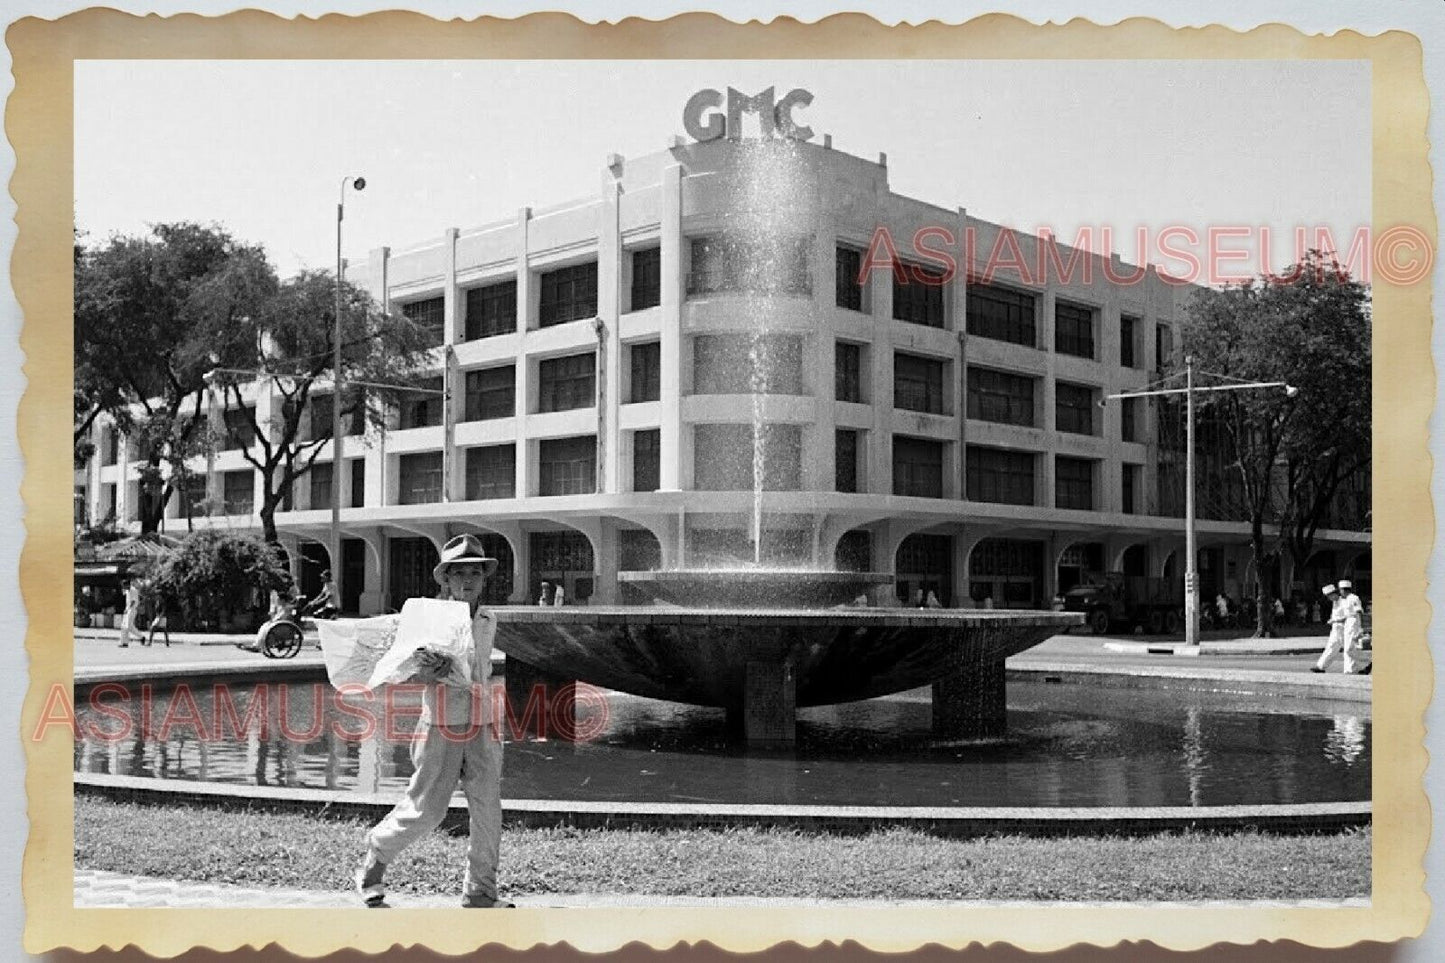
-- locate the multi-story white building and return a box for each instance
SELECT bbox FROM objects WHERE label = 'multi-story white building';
[77,136,1371,614]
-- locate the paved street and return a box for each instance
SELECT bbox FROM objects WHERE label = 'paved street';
[73,626,1370,678]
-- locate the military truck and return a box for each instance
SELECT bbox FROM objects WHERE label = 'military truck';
[1059,572,1185,635]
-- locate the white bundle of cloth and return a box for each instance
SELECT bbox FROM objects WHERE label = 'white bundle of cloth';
[317,597,474,691]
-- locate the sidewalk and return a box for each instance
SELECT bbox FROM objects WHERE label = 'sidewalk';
[78,868,1120,909]
[74,626,289,647]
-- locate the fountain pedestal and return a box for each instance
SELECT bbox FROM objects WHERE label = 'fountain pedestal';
[932,660,1007,739]
[725,660,797,747]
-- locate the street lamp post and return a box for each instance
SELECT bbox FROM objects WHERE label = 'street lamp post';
[1105,360,1297,646]
[334,175,366,610]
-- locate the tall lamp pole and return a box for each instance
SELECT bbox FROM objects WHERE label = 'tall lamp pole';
[1105,359,1297,646]
[334,175,366,610]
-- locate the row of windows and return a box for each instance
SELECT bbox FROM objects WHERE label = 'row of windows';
[394,244,1159,370]
[136,438,1146,515]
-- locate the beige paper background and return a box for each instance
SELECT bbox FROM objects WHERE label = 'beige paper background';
[13,10,1432,955]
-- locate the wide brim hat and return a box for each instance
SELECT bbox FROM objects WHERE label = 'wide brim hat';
[433,533,500,584]
[1321,584,1338,595]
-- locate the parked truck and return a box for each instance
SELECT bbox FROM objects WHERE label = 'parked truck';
[1059,572,1185,635]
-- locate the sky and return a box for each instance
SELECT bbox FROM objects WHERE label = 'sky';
[74,59,1370,282]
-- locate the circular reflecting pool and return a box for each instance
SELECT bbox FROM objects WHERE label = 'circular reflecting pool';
[73,676,1369,808]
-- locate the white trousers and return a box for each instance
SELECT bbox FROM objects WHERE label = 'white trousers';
[1316,623,1359,674]
[367,723,504,899]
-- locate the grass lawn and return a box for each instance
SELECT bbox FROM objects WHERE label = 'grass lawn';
[75,796,1370,902]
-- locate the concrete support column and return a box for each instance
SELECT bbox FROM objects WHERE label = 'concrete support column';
[599,172,623,495]
[869,313,894,496]
[510,528,531,605]
[951,206,969,500]
[593,518,620,605]
[1040,289,1057,510]
[660,164,684,491]
[441,228,459,502]
[809,208,838,494]
[514,208,533,499]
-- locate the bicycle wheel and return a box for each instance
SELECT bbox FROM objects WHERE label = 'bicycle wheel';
[263,622,304,659]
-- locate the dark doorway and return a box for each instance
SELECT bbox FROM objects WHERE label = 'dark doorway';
[529,530,595,605]
[341,538,365,614]
[895,533,952,606]
[388,537,439,610]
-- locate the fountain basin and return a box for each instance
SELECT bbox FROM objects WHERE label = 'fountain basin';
[493,607,1080,709]
[616,570,896,609]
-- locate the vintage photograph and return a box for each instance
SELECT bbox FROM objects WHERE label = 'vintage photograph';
[16,13,1430,956]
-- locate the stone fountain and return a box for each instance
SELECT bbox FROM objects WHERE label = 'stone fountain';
[496,138,1080,745]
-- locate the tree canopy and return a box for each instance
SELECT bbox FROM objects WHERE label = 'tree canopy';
[201,268,436,544]
[75,223,277,530]
[1179,250,1370,631]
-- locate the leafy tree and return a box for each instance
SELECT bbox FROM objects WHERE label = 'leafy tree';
[1180,251,1370,635]
[150,529,292,632]
[74,223,277,532]
[202,269,435,545]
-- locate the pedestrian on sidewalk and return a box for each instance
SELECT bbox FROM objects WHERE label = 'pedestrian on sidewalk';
[355,533,513,910]
[1338,579,1369,674]
[144,581,171,647]
[1312,583,1358,674]
[117,580,141,649]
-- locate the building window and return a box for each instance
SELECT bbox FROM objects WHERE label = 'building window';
[1055,456,1095,510]
[399,378,444,430]
[401,296,445,347]
[309,462,333,510]
[688,235,811,297]
[178,475,206,516]
[835,342,863,403]
[1055,301,1095,359]
[967,283,1036,347]
[537,353,596,413]
[967,367,1035,427]
[835,429,859,493]
[464,365,515,421]
[465,444,516,500]
[836,246,864,311]
[629,342,661,403]
[1120,313,1140,368]
[464,279,517,341]
[1055,382,1097,435]
[1122,462,1141,515]
[538,436,597,496]
[222,407,256,450]
[892,436,944,498]
[633,429,660,492]
[538,261,598,327]
[302,394,363,442]
[892,263,945,327]
[398,452,443,504]
[350,458,365,508]
[222,470,254,515]
[694,424,801,491]
[966,447,1034,505]
[1156,323,1174,371]
[101,429,119,466]
[631,248,661,311]
[694,335,803,395]
[894,353,946,415]
[1121,396,1140,443]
